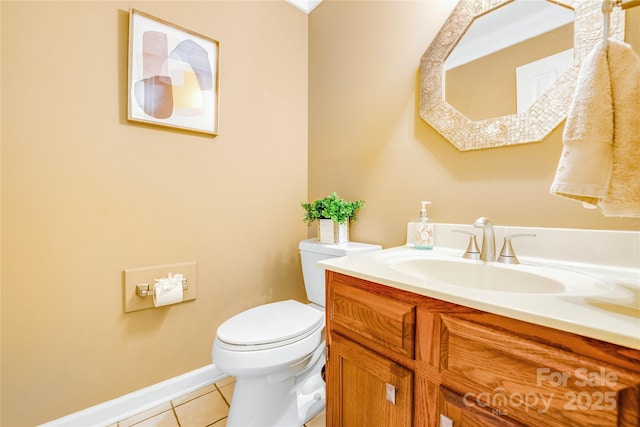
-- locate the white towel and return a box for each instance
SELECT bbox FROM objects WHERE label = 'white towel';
[550,39,640,217]
[601,40,640,216]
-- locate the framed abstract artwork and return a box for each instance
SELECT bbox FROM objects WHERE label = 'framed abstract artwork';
[128,9,220,135]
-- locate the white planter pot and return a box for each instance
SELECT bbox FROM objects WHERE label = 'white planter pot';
[317,219,349,244]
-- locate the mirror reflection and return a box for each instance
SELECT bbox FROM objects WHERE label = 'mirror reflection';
[445,0,575,121]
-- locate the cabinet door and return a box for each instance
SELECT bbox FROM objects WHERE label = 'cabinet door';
[328,333,413,427]
[439,386,526,427]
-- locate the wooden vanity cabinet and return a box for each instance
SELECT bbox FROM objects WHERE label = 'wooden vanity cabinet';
[326,271,640,427]
[326,273,417,427]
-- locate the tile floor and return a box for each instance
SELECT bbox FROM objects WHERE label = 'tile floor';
[108,376,326,427]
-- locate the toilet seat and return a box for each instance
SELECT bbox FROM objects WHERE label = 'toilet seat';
[216,300,324,351]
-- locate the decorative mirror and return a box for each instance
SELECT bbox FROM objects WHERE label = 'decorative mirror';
[419,0,625,151]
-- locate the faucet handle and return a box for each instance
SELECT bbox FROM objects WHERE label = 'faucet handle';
[498,233,536,264]
[452,230,480,260]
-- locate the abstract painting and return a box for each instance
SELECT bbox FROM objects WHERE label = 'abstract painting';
[128,9,219,135]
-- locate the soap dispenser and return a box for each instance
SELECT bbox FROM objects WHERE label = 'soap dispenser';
[414,201,434,250]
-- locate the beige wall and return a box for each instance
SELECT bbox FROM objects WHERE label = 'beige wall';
[2,0,640,425]
[309,0,639,251]
[1,1,308,425]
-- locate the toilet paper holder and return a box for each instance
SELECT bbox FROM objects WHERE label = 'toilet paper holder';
[135,279,188,297]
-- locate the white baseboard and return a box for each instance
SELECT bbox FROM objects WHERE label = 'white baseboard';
[39,364,227,427]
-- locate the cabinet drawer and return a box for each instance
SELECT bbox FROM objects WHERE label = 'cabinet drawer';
[329,279,415,358]
[440,315,640,426]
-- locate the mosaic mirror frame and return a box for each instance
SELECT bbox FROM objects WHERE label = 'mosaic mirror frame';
[419,0,625,151]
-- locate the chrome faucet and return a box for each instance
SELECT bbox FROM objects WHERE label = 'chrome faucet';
[473,217,496,262]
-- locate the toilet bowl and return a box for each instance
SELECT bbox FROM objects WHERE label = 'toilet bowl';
[211,238,381,427]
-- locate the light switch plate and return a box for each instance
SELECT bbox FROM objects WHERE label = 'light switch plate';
[123,261,197,313]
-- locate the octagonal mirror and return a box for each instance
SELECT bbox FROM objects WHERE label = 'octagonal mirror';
[419,0,625,151]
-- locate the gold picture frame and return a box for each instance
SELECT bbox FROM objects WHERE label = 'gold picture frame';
[128,9,220,135]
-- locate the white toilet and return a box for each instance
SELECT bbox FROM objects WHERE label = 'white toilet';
[211,238,381,427]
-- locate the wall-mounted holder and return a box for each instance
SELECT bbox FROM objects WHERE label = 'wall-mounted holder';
[135,280,188,297]
[123,262,197,313]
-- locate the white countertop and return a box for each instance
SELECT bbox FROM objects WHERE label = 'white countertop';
[318,225,640,350]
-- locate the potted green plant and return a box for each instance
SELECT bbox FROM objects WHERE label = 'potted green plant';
[301,192,365,244]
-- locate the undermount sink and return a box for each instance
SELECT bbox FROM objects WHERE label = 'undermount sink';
[387,256,612,295]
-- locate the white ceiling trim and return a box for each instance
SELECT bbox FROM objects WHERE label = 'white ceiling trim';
[286,0,323,14]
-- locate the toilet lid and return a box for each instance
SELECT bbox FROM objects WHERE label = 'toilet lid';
[216,300,324,348]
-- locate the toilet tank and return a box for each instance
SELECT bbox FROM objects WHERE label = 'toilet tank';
[298,238,381,307]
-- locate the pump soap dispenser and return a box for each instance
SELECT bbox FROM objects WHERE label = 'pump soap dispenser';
[414,201,434,250]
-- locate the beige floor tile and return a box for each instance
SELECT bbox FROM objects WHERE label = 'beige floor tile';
[215,376,235,388]
[127,410,179,427]
[211,417,228,426]
[118,403,174,427]
[305,409,326,427]
[171,383,218,406]
[216,381,235,405]
[119,379,325,427]
[173,390,229,427]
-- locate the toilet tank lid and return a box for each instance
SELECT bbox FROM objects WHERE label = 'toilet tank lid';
[298,238,381,256]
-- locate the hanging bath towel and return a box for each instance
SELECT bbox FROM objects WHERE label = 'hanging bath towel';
[601,40,640,216]
[550,39,640,217]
